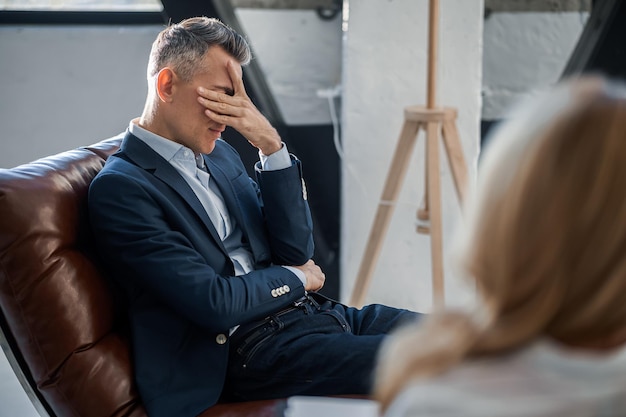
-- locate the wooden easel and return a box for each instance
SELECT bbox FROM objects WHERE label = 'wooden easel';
[348,0,468,309]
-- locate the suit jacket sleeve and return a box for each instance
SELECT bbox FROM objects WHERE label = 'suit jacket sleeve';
[254,155,314,265]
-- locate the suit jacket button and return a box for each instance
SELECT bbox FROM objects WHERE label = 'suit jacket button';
[283,285,290,293]
[271,289,278,297]
[216,334,227,345]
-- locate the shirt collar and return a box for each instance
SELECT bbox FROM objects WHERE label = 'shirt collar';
[195,153,207,170]
[129,118,193,163]
[129,119,205,177]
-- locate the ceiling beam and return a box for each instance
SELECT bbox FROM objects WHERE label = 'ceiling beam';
[231,0,590,13]
[230,0,337,9]
[485,0,590,12]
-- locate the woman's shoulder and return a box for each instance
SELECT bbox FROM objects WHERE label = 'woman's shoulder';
[384,339,626,417]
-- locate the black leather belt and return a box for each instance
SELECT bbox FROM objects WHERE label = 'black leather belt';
[230,295,314,347]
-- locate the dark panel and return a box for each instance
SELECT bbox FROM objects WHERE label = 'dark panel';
[480,119,501,151]
[284,125,340,300]
[159,0,219,22]
[562,0,626,80]
[0,10,166,24]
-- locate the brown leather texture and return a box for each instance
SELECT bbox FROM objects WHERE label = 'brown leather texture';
[0,137,282,417]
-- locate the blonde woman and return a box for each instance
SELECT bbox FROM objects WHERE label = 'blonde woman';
[374,77,626,417]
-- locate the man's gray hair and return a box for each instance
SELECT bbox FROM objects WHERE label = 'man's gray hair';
[147,17,251,81]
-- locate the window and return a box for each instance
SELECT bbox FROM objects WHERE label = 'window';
[0,0,163,12]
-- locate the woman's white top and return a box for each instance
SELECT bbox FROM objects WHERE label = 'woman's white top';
[385,339,626,417]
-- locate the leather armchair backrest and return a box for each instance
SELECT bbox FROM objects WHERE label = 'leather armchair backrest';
[0,135,147,417]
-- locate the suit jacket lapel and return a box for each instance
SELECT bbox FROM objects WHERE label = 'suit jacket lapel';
[120,133,228,255]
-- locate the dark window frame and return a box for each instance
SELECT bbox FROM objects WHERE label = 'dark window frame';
[0,10,167,25]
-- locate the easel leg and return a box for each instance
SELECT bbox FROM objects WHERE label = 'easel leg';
[349,120,422,308]
[442,119,468,203]
[416,135,430,233]
[426,121,445,308]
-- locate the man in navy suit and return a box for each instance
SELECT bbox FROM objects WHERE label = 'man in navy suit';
[89,17,419,417]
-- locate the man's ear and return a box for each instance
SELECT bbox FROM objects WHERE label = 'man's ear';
[155,68,176,103]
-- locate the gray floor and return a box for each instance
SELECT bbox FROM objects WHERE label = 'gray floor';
[0,348,39,417]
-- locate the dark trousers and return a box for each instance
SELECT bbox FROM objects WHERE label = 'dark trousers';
[221,293,421,402]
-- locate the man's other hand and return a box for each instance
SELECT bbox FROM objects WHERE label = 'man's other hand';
[294,260,325,292]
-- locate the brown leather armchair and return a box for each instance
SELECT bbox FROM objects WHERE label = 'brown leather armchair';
[0,135,283,417]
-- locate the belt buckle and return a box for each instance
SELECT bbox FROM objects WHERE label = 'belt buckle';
[293,295,309,307]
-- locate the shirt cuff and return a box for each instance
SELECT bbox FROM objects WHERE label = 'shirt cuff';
[281,265,307,287]
[259,142,292,171]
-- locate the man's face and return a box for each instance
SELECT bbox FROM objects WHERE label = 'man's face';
[167,46,241,154]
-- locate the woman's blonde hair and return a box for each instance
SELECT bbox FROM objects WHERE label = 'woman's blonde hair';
[374,76,626,409]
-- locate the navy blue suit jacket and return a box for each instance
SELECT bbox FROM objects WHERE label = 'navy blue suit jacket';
[88,132,314,417]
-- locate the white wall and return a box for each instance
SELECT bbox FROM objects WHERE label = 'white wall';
[0,25,162,168]
[340,0,484,312]
[236,9,342,125]
[482,11,588,120]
